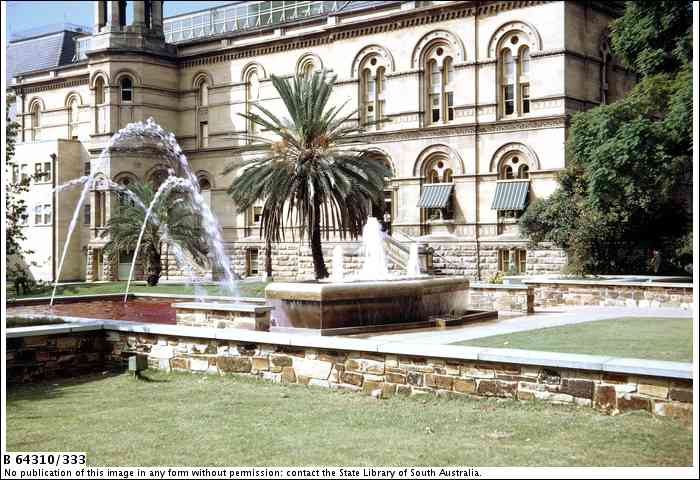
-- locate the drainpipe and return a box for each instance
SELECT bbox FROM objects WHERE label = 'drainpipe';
[50,152,57,282]
[474,2,482,281]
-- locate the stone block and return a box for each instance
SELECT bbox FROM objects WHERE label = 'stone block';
[309,379,330,388]
[656,402,692,421]
[461,366,495,379]
[281,366,296,384]
[406,371,424,387]
[252,357,269,371]
[559,379,594,399]
[594,385,617,413]
[190,358,209,372]
[669,388,692,403]
[217,356,252,373]
[362,380,382,395]
[149,345,175,360]
[292,357,333,380]
[425,374,454,390]
[341,371,364,386]
[396,385,412,396]
[638,381,669,399]
[617,394,653,413]
[476,380,516,398]
[453,378,476,394]
[385,372,406,384]
[170,357,189,370]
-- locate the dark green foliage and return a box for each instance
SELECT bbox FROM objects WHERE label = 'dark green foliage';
[225,70,391,279]
[5,94,30,258]
[101,181,209,286]
[519,1,692,275]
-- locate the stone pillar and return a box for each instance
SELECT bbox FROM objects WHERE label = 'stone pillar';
[94,1,107,33]
[106,0,122,31]
[151,1,164,37]
[133,0,146,30]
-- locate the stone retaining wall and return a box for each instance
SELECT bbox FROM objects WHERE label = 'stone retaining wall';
[102,332,691,419]
[526,281,693,309]
[6,325,692,420]
[6,330,106,384]
[467,285,534,313]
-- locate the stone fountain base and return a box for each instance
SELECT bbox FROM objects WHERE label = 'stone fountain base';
[174,302,273,331]
[265,276,496,335]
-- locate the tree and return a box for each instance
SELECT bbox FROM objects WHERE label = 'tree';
[225,71,390,279]
[519,1,692,275]
[5,93,30,257]
[101,180,209,286]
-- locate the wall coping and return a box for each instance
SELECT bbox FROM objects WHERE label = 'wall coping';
[7,293,266,306]
[469,282,530,291]
[173,302,273,313]
[523,279,693,289]
[6,318,692,380]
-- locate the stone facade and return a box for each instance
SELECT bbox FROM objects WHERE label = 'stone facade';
[467,284,533,313]
[8,1,636,283]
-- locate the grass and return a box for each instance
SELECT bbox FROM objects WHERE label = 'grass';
[6,370,692,467]
[6,317,66,328]
[7,280,269,300]
[452,317,692,362]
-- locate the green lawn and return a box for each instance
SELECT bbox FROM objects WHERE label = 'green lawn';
[7,281,269,300]
[453,317,692,362]
[6,371,692,466]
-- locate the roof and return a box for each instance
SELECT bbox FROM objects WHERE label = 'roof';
[163,1,401,44]
[417,183,454,209]
[6,28,87,84]
[491,180,530,210]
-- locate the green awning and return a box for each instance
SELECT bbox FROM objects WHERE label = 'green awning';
[417,183,453,208]
[491,180,530,210]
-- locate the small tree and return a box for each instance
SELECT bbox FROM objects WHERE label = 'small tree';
[101,181,209,286]
[225,71,390,279]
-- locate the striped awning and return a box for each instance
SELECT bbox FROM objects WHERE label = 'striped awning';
[491,180,530,210]
[417,183,453,208]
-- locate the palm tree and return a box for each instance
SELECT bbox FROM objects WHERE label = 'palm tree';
[101,180,209,286]
[225,71,391,279]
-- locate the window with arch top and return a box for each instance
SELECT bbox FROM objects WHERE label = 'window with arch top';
[359,54,388,129]
[424,44,455,125]
[94,76,106,105]
[245,68,261,138]
[29,101,42,141]
[499,155,530,180]
[498,33,532,118]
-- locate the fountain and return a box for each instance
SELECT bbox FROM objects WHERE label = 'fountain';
[50,118,240,306]
[331,245,345,283]
[265,217,496,335]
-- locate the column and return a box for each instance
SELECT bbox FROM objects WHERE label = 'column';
[106,0,122,31]
[94,1,107,33]
[151,1,164,34]
[133,0,146,29]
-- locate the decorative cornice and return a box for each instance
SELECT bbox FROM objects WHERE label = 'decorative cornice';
[17,76,89,94]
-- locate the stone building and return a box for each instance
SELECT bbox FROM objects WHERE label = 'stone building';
[7,0,635,283]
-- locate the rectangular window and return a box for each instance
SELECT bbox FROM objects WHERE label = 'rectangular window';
[247,248,259,276]
[84,203,91,225]
[21,164,29,182]
[377,100,384,129]
[446,92,454,121]
[431,94,440,123]
[504,85,514,115]
[35,163,43,180]
[517,249,527,274]
[499,249,527,273]
[12,164,19,183]
[34,205,42,225]
[522,84,530,114]
[498,250,509,273]
[84,161,91,177]
[200,121,209,148]
[253,206,263,224]
[43,204,52,225]
[44,161,52,182]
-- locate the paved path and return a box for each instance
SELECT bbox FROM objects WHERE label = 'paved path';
[351,305,692,345]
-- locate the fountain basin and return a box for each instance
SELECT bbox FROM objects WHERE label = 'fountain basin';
[173,302,272,331]
[265,276,495,335]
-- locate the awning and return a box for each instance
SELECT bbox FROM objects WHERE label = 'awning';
[491,180,530,210]
[417,183,453,208]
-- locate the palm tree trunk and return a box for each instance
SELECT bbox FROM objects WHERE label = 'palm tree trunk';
[310,199,329,280]
[265,236,273,279]
[146,248,162,286]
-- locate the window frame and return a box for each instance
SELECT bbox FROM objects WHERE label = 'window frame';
[119,77,134,103]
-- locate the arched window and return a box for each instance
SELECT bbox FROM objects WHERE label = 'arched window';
[198,176,212,207]
[423,43,455,125]
[68,97,79,139]
[149,169,169,189]
[359,55,388,129]
[94,77,105,105]
[422,154,455,220]
[29,101,41,141]
[245,69,260,138]
[120,77,133,103]
[196,78,209,107]
[425,157,454,184]
[498,155,530,180]
[519,46,530,114]
[497,32,534,118]
[501,49,515,116]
